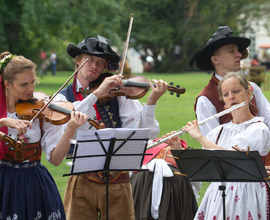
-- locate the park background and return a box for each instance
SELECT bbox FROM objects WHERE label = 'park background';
[36,71,270,205]
[1,0,270,206]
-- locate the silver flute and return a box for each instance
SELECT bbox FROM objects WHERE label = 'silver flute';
[147,101,246,150]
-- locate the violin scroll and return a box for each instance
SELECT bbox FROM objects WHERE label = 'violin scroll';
[0,131,23,149]
[169,82,186,98]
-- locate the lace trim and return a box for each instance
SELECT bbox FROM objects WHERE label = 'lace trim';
[0,160,40,168]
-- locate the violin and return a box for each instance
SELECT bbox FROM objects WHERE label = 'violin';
[90,73,186,102]
[15,92,73,125]
[15,91,101,129]
[0,131,22,149]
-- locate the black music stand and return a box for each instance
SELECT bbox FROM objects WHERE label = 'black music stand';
[170,149,270,220]
[64,128,150,220]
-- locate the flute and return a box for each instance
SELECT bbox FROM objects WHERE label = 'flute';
[147,101,246,150]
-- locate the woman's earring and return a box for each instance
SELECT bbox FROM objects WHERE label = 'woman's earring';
[249,94,254,101]
[248,84,254,101]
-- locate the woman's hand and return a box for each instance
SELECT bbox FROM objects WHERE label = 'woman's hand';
[146,79,168,105]
[0,118,32,135]
[182,120,202,140]
[67,111,88,130]
[266,166,270,176]
[164,131,184,150]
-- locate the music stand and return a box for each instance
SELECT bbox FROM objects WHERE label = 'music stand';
[64,128,151,220]
[170,149,270,220]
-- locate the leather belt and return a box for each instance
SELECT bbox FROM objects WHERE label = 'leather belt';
[85,171,130,184]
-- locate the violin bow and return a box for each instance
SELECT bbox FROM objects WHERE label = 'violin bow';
[119,14,134,76]
[29,58,89,124]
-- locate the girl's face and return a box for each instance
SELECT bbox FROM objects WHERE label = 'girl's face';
[4,69,36,101]
[221,77,251,109]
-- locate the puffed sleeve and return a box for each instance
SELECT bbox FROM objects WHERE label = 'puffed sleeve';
[250,82,270,131]
[196,96,220,137]
[232,122,270,156]
[40,119,66,163]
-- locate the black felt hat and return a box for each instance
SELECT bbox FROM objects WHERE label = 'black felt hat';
[190,26,251,71]
[67,35,120,62]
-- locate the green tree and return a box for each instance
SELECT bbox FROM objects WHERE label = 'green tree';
[125,0,269,72]
[0,0,125,70]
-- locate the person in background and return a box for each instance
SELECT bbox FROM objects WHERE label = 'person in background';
[169,72,270,219]
[190,26,270,137]
[54,35,168,220]
[131,137,198,220]
[0,51,88,219]
[251,54,260,66]
[50,50,57,76]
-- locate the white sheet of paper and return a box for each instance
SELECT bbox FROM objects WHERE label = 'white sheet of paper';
[69,128,150,174]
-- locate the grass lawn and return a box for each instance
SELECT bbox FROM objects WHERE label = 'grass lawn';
[36,70,270,205]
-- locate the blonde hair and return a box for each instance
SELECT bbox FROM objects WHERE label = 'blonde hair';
[1,51,36,84]
[218,72,249,98]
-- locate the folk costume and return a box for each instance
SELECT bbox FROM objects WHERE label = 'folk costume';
[55,36,160,220]
[130,141,198,220]
[190,26,270,137]
[194,73,270,137]
[194,117,270,219]
[0,67,66,219]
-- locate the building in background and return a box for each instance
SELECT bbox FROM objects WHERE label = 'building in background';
[245,21,270,69]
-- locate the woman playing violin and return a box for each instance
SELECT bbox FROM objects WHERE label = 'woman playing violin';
[54,35,168,220]
[0,51,88,219]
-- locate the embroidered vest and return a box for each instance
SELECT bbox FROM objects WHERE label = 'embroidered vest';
[60,83,76,102]
[62,81,126,183]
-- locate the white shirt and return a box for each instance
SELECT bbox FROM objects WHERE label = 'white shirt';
[54,79,160,140]
[206,117,270,156]
[196,73,270,136]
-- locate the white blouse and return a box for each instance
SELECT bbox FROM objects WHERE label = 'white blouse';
[7,112,65,163]
[196,73,270,136]
[205,117,270,156]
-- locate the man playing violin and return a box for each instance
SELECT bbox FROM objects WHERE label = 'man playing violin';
[55,35,168,220]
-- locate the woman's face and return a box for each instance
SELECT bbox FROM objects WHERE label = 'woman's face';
[4,69,36,101]
[221,77,251,109]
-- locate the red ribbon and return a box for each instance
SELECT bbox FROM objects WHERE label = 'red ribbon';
[0,76,8,159]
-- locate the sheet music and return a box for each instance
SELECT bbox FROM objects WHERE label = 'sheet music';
[110,155,144,170]
[69,128,150,174]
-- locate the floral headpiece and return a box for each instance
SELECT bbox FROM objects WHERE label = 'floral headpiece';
[248,83,254,101]
[0,54,14,74]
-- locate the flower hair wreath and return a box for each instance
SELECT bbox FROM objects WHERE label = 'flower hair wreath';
[0,54,15,73]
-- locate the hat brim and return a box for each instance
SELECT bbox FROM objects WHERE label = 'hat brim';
[67,43,120,62]
[196,37,251,71]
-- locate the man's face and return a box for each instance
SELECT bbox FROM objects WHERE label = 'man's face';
[77,54,107,83]
[211,44,243,76]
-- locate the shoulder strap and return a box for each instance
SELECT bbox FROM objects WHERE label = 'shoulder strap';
[215,126,224,145]
[39,118,43,138]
